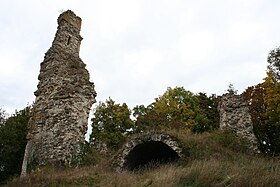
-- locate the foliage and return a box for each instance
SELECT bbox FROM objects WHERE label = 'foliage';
[6,131,280,187]
[226,83,238,95]
[242,83,266,127]
[0,106,31,184]
[242,46,280,155]
[0,109,6,127]
[267,46,280,80]
[242,83,269,153]
[133,87,219,133]
[89,98,134,149]
[78,142,101,166]
[153,87,197,127]
[192,93,220,133]
[134,109,186,133]
[262,47,280,155]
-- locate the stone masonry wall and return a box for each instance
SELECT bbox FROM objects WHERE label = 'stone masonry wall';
[218,94,258,153]
[21,10,96,176]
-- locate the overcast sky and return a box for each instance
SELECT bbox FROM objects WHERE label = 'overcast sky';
[1,0,280,114]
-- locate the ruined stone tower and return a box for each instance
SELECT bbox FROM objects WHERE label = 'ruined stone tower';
[218,94,258,153]
[21,10,96,176]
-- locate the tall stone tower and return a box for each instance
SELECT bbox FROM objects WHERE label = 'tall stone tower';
[21,10,96,176]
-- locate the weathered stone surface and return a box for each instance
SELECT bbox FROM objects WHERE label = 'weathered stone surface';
[114,132,183,171]
[218,94,258,153]
[21,10,96,176]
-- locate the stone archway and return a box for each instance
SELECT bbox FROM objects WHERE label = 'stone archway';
[115,132,183,171]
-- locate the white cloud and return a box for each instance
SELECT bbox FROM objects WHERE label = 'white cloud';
[0,52,23,78]
[177,31,218,66]
[1,0,280,114]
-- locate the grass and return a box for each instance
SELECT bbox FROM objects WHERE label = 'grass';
[4,130,280,187]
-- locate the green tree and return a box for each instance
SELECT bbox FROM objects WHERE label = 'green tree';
[263,47,280,155]
[133,107,185,132]
[226,83,238,95]
[89,98,134,149]
[267,47,280,80]
[192,93,220,133]
[0,109,6,127]
[0,106,31,184]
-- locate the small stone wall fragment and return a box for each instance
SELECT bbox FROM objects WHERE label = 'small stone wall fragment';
[218,94,258,153]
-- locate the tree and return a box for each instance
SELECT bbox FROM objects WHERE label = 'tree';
[0,106,31,184]
[267,47,280,80]
[242,46,280,155]
[89,98,134,149]
[153,87,197,128]
[226,83,238,95]
[133,104,153,120]
[242,83,266,128]
[262,70,280,155]
[192,93,220,133]
[133,87,220,133]
[262,47,280,155]
[242,83,268,153]
[0,109,6,128]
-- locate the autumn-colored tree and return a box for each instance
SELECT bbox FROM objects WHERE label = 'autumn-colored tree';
[132,104,173,132]
[133,87,219,133]
[242,83,268,153]
[242,83,266,127]
[133,104,153,120]
[89,98,134,149]
[242,46,280,155]
[262,47,280,155]
[133,107,185,132]
[262,73,280,155]
[153,87,197,128]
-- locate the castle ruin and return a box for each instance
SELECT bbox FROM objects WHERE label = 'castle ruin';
[21,10,260,176]
[21,10,96,176]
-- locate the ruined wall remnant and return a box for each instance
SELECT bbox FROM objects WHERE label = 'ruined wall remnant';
[21,10,96,176]
[218,94,258,153]
[114,132,183,171]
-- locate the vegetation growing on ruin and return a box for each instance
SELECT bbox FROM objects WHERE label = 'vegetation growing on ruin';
[5,130,280,187]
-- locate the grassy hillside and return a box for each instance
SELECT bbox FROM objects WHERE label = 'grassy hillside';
[5,130,280,187]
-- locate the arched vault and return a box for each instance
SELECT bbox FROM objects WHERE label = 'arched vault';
[115,132,183,171]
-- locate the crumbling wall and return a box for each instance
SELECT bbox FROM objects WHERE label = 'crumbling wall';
[21,10,96,176]
[218,94,258,153]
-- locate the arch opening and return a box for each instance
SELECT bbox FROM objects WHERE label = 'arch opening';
[123,141,179,171]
